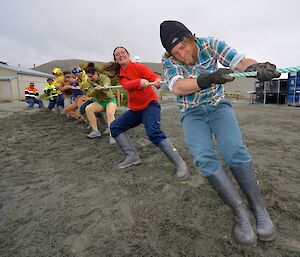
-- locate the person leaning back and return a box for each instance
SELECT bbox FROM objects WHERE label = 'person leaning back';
[109,46,189,179]
[160,20,280,246]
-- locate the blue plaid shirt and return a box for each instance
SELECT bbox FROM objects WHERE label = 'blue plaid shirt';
[162,37,245,112]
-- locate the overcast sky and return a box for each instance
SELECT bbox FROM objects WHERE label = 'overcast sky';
[1,0,299,69]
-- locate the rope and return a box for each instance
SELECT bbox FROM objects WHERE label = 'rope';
[107,65,300,88]
[227,66,300,78]
[107,85,123,89]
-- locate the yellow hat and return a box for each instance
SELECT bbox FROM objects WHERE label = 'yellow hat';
[52,67,63,76]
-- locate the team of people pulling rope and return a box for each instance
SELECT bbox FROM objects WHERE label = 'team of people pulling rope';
[25,20,284,246]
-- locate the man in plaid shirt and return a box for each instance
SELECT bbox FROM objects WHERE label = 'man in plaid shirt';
[160,20,280,246]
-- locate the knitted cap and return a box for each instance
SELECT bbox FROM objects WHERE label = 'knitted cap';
[72,67,82,74]
[160,20,192,53]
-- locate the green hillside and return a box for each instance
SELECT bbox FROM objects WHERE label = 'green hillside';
[33,59,163,75]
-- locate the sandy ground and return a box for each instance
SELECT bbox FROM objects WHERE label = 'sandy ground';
[0,100,299,257]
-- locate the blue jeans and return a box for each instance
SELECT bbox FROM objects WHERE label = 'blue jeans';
[56,94,64,107]
[181,101,252,177]
[26,97,44,108]
[110,101,167,145]
[48,97,57,110]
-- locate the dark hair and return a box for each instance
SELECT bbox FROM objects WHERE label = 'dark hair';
[47,78,54,82]
[84,62,98,75]
[106,46,130,75]
[113,46,129,61]
[104,62,120,76]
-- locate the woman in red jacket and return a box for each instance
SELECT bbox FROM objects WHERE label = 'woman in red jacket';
[109,46,189,179]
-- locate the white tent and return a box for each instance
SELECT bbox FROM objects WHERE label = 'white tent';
[0,63,54,101]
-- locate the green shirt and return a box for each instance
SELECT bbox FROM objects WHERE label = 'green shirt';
[86,74,115,101]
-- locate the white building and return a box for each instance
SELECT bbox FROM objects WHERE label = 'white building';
[133,56,141,63]
[0,63,54,101]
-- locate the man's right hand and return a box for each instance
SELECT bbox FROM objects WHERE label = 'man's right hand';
[196,68,235,90]
[209,68,235,84]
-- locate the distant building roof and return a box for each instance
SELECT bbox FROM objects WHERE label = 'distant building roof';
[0,74,17,80]
[0,63,54,78]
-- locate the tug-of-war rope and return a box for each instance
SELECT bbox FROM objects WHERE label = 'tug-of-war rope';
[227,66,300,78]
[107,65,300,89]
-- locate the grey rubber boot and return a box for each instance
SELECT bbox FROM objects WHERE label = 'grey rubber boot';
[115,133,141,169]
[207,167,257,246]
[231,162,276,241]
[157,138,189,179]
[58,106,65,115]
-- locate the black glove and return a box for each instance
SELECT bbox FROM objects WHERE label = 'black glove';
[196,68,235,90]
[245,62,281,82]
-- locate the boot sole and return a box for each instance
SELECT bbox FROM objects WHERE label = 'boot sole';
[233,227,257,247]
[233,234,257,247]
[234,238,257,247]
[177,170,189,180]
[257,231,276,242]
[117,160,141,169]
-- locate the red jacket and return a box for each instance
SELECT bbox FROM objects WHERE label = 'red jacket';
[118,61,160,111]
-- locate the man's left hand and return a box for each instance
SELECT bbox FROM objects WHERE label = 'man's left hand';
[245,62,281,81]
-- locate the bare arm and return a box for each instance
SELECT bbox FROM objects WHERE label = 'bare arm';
[172,78,199,96]
[235,58,257,72]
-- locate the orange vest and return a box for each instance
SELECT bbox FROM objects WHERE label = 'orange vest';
[25,86,38,98]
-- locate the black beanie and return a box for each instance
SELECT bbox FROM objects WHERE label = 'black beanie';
[160,20,192,53]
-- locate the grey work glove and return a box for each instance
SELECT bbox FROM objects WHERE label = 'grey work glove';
[245,62,281,82]
[196,68,235,90]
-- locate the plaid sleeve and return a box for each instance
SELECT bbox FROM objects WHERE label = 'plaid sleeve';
[161,55,184,92]
[208,38,245,70]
